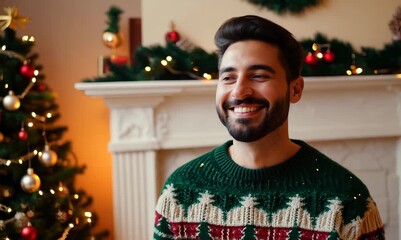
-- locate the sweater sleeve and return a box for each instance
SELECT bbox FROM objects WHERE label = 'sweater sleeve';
[341,198,385,240]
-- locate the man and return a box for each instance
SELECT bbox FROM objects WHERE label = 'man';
[154,15,384,240]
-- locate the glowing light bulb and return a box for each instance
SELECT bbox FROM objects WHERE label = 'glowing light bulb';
[203,73,212,80]
[145,66,151,72]
[166,56,172,61]
[161,60,168,66]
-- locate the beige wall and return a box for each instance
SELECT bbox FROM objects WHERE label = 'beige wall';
[143,0,400,50]
[1,0,400,239]
[0,1,140,238]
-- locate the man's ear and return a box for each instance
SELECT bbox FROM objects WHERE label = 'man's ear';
[289,76,304,103]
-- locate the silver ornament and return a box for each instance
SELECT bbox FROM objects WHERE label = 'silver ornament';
[20,168,41,193]
[3,90,21,111]
[39,145,58,167]
[14,212,29,230]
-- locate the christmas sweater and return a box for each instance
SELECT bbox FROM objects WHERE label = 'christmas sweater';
[154,140,385,240]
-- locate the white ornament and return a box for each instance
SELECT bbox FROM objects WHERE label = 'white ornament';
[3,90,20,111]
[20,168,41,193]
[39,145,58,167]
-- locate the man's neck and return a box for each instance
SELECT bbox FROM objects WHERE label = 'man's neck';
[228,130,300,169]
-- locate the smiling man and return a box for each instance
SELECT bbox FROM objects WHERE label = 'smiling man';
[154,15,385,240]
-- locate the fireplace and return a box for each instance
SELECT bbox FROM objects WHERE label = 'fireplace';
[76,74,401,239]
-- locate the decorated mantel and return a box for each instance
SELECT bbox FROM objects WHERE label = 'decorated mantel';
[76,74,401,240]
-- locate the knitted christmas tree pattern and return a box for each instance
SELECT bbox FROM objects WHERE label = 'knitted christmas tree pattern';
[155,184,383,239]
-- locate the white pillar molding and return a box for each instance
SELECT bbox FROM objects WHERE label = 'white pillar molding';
[76,74,401,240]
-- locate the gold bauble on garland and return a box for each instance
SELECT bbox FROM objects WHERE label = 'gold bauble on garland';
[245,0,321,14]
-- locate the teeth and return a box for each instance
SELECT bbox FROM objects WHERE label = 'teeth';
[234,106,258,113]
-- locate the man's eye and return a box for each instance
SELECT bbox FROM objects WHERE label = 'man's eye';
[220,76,236,83]
[252,74,270,81]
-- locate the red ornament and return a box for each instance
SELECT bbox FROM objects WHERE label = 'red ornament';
[305,52,318,65]
[21,223,38,240]
[323,51,335,62]
[20,64,35,78]
[110,55,128,66]
[18,128,28,141]
[36,82,47,92]
[165,22,180,43]
[165,30,180,43]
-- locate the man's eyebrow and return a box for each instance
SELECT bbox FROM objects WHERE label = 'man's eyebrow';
[219,67,236,75]
[248,64,276,74]
[219,65,276,75]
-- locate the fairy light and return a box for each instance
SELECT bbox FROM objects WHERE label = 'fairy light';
[193,67,199,72]
[5,83,8,89]
[69,223,74,228]
[1,45,5,51]
[166,56,172,61]
[38,190,43,195]
[18,159,23,164]
[22,35,35,42]
[74,194,79,199]
[6,160,11,166]
[50,189,55,194]
[46,113,52,118]
[27,122,34,127]
[34,70,39,76]
[145,66,151,72]
[84,212,92,218]
[203,73,212,80]
[161,60,168,66]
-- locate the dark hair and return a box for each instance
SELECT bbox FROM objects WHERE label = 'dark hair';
[214,15,303,82]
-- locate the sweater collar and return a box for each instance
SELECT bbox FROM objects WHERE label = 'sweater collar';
[213,139,311,181]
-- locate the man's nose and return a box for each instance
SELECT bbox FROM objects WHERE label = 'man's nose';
[231,78,253,99]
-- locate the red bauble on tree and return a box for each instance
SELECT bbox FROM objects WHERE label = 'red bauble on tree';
[165,22,180,43]
[18,127,28,141]
[21,223,38,240]
[305,52,318,65]
[20,63,35,78]
[36,82,47,92]
[323,50,335,62]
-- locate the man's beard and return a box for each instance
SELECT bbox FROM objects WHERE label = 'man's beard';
[216,92,290,142]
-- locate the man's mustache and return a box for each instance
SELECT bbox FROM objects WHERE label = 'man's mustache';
[223,97,269,110]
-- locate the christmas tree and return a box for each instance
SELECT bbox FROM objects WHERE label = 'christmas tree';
[0,7,107,240]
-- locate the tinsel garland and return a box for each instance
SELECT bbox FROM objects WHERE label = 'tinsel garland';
[245,0,322,14]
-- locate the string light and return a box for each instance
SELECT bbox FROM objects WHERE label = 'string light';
[145,66,151,72]
[161,60,168,66]
[166,56,172,61]
[21,35,35,42]
[203,73,212,80]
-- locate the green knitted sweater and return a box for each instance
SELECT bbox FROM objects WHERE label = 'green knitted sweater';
[154,140,384,240]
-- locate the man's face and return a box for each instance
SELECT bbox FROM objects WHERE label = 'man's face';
[216,40,290,142]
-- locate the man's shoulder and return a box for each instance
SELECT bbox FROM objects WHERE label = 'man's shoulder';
[296,140,370,196]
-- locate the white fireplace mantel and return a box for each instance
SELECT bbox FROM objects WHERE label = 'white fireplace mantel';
[76,74,401,240]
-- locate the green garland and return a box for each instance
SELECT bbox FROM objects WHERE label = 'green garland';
[300,33,401,76]
[83,33,401,82]
[245,0,322,14]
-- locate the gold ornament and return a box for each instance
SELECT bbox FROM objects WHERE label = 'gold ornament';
[0,7,30,31]
[102,31,122,49]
